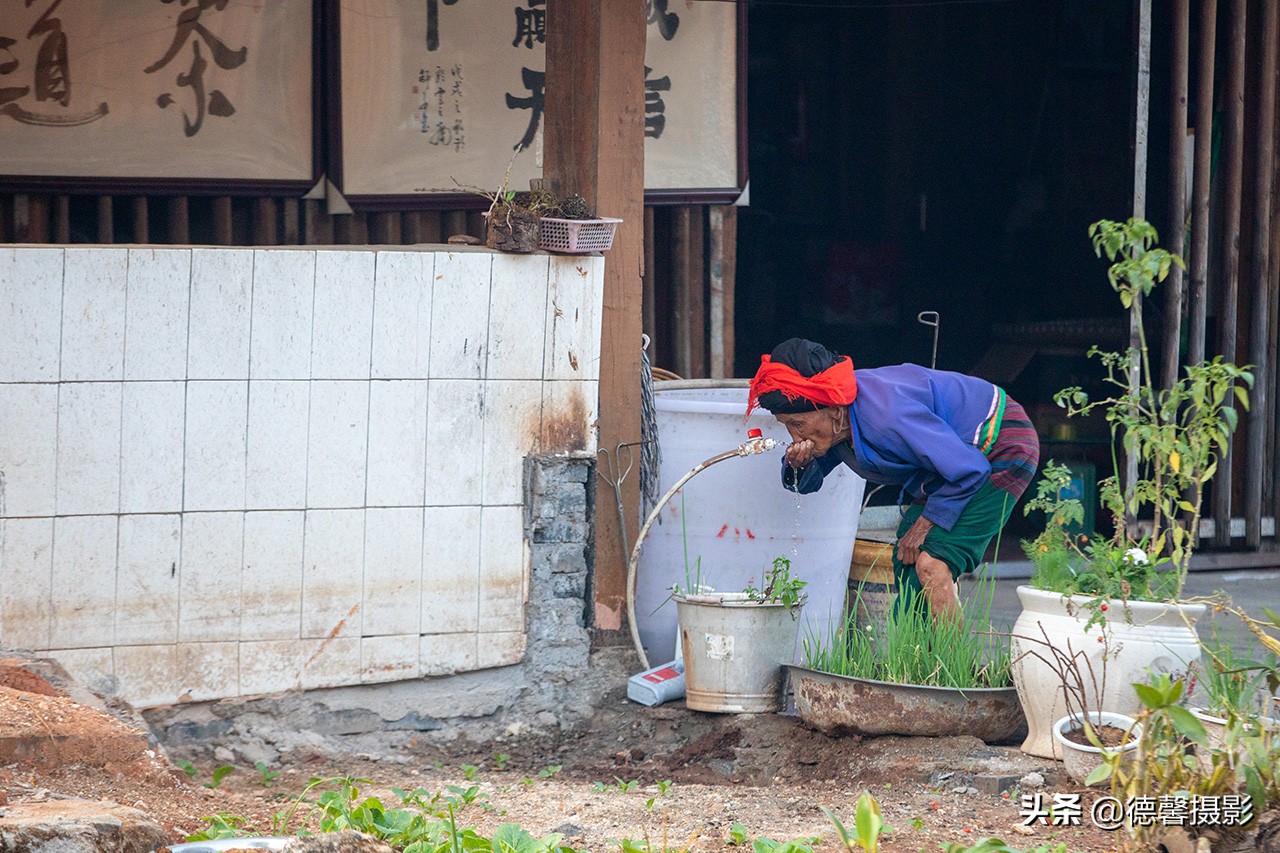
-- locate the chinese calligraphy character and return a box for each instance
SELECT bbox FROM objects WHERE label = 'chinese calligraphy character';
[0,2,107,126]
[505,66,544,151]
[644,66,670,139]
[1019,793,1050,827]
[1156,795,1191,826]
[426,0,461,51]
[647,0,679,41]
[1127,796,1159,827]
[1048,793,1083,826]
[512,0,545,48]
[1192,795,1223,826]
[1219,795,1253,827]
[145,0,247,137]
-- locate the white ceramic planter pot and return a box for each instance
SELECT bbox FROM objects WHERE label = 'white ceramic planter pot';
[1011,585,1205,758]
[1053,711,1140,787]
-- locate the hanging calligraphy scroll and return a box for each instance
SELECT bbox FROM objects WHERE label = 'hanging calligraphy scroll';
[0,0,317,193]
[333,0,744,208]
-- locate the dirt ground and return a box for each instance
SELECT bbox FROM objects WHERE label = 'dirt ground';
[0,662,1127,853]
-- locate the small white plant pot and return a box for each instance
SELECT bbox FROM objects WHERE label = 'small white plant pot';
[1052,711,1140,787]
[1189,707,1280,772]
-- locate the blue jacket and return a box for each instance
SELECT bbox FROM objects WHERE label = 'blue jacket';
[782,364,1002,530]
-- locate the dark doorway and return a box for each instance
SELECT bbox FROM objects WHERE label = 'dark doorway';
[737,0,1136,400]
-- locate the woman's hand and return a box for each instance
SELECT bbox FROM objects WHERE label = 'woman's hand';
[896,515,934,565]
[785,439,817,470]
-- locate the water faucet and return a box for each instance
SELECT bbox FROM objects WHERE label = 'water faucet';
[738,427,777,456]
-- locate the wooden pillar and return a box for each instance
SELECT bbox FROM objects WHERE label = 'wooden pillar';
[167,197,190,244]
[372,212,401,244]
[97,196,114,243]
[282,198,301,245]
[1214,0,1248,548]
[53,196,71,243]
[1244,0,1278,549]
[212,197,233,245]
[303,198,333,245]
[1162,0,1189,390]
[132,197,149,243]
[443,210,468,240]
[545,0,646,633]
[708,205,737,379]
[14,195,50,243]
[255,198,279,245]
[1187,0,1217,367]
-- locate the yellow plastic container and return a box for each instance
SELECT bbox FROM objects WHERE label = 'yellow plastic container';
[849,538,896,629]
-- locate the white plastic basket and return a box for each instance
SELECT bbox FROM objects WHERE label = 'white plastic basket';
[538,217,622,253]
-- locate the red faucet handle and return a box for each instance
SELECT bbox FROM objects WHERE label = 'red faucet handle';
[747,428,762,439]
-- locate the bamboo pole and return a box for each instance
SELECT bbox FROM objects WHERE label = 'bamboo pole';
[1213,0,1247,548]
[1187,0,1217,367]
[708,205,737,379]
[1162,0,1189,391]
[1245,0,1278,549]
[1126,0,1152,526]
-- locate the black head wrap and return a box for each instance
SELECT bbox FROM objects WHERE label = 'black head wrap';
[756,338,843,414]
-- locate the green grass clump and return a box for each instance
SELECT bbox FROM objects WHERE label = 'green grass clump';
[802,580,1011,689]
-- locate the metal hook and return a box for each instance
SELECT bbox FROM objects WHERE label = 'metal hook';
[596,440,645,563]
[917,310,940,369]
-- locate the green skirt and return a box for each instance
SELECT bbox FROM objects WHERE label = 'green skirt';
[892,480,1015,609]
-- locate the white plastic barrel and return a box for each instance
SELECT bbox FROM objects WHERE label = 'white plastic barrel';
[637,381,864,665]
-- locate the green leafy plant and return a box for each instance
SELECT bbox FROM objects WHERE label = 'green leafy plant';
[1039,218,1252,604]
[255,760,280,788]
[803,577,1011,688]
[184,812,249,842]
[493,752,511,771]
[726,822,750,846]
[822,792,885,853]
[743,556,808,607]
[537,764,562,780]
[175,759,199,781]
[460,763,480,780]
[204,765,235,789]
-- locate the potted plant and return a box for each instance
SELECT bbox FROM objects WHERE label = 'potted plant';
[788,578,1025,743]
[1188,635,1280,761]
[1012,218,1253,758]
[674,555,807,714]
[1011,622,1140,786]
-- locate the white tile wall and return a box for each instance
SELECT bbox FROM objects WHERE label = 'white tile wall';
[178,512,244,643]
[371,252,433,379]
[301,509,365,639]
[365,380,428,507]
[250,250,314,380]
[246,381,309,509]
[46,646,114,695]
[61,249,127,382]
[361,634,419,683]
[487,254,549,380]
[188,248,253,380]
[429,252,493,379]
[478,506,526,634]
[177,641,240,702]
[239,639,302,696]
[424,380,484,505]
[481,380,543,505]
[363,507,423,637]
[307,381,369,508]
[420,632,477,676]
[50,515,118,649]
[0,517,53,650]
[114,644,177,709]
[0,248,63,382]
[312,251,375,380]
[183,381,248,512]
[0,384,58,517]
[421,506,481,635]
[124,249,191,381]
[0,245,603,708]
[114,513,182,646]
[55,382,123,516]
[120,382,186,514]
[241,511,304,640]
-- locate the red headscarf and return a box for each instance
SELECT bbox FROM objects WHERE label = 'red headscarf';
[746,353,858,416]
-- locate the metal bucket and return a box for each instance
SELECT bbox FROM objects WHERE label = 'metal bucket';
[676,592,805,713]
